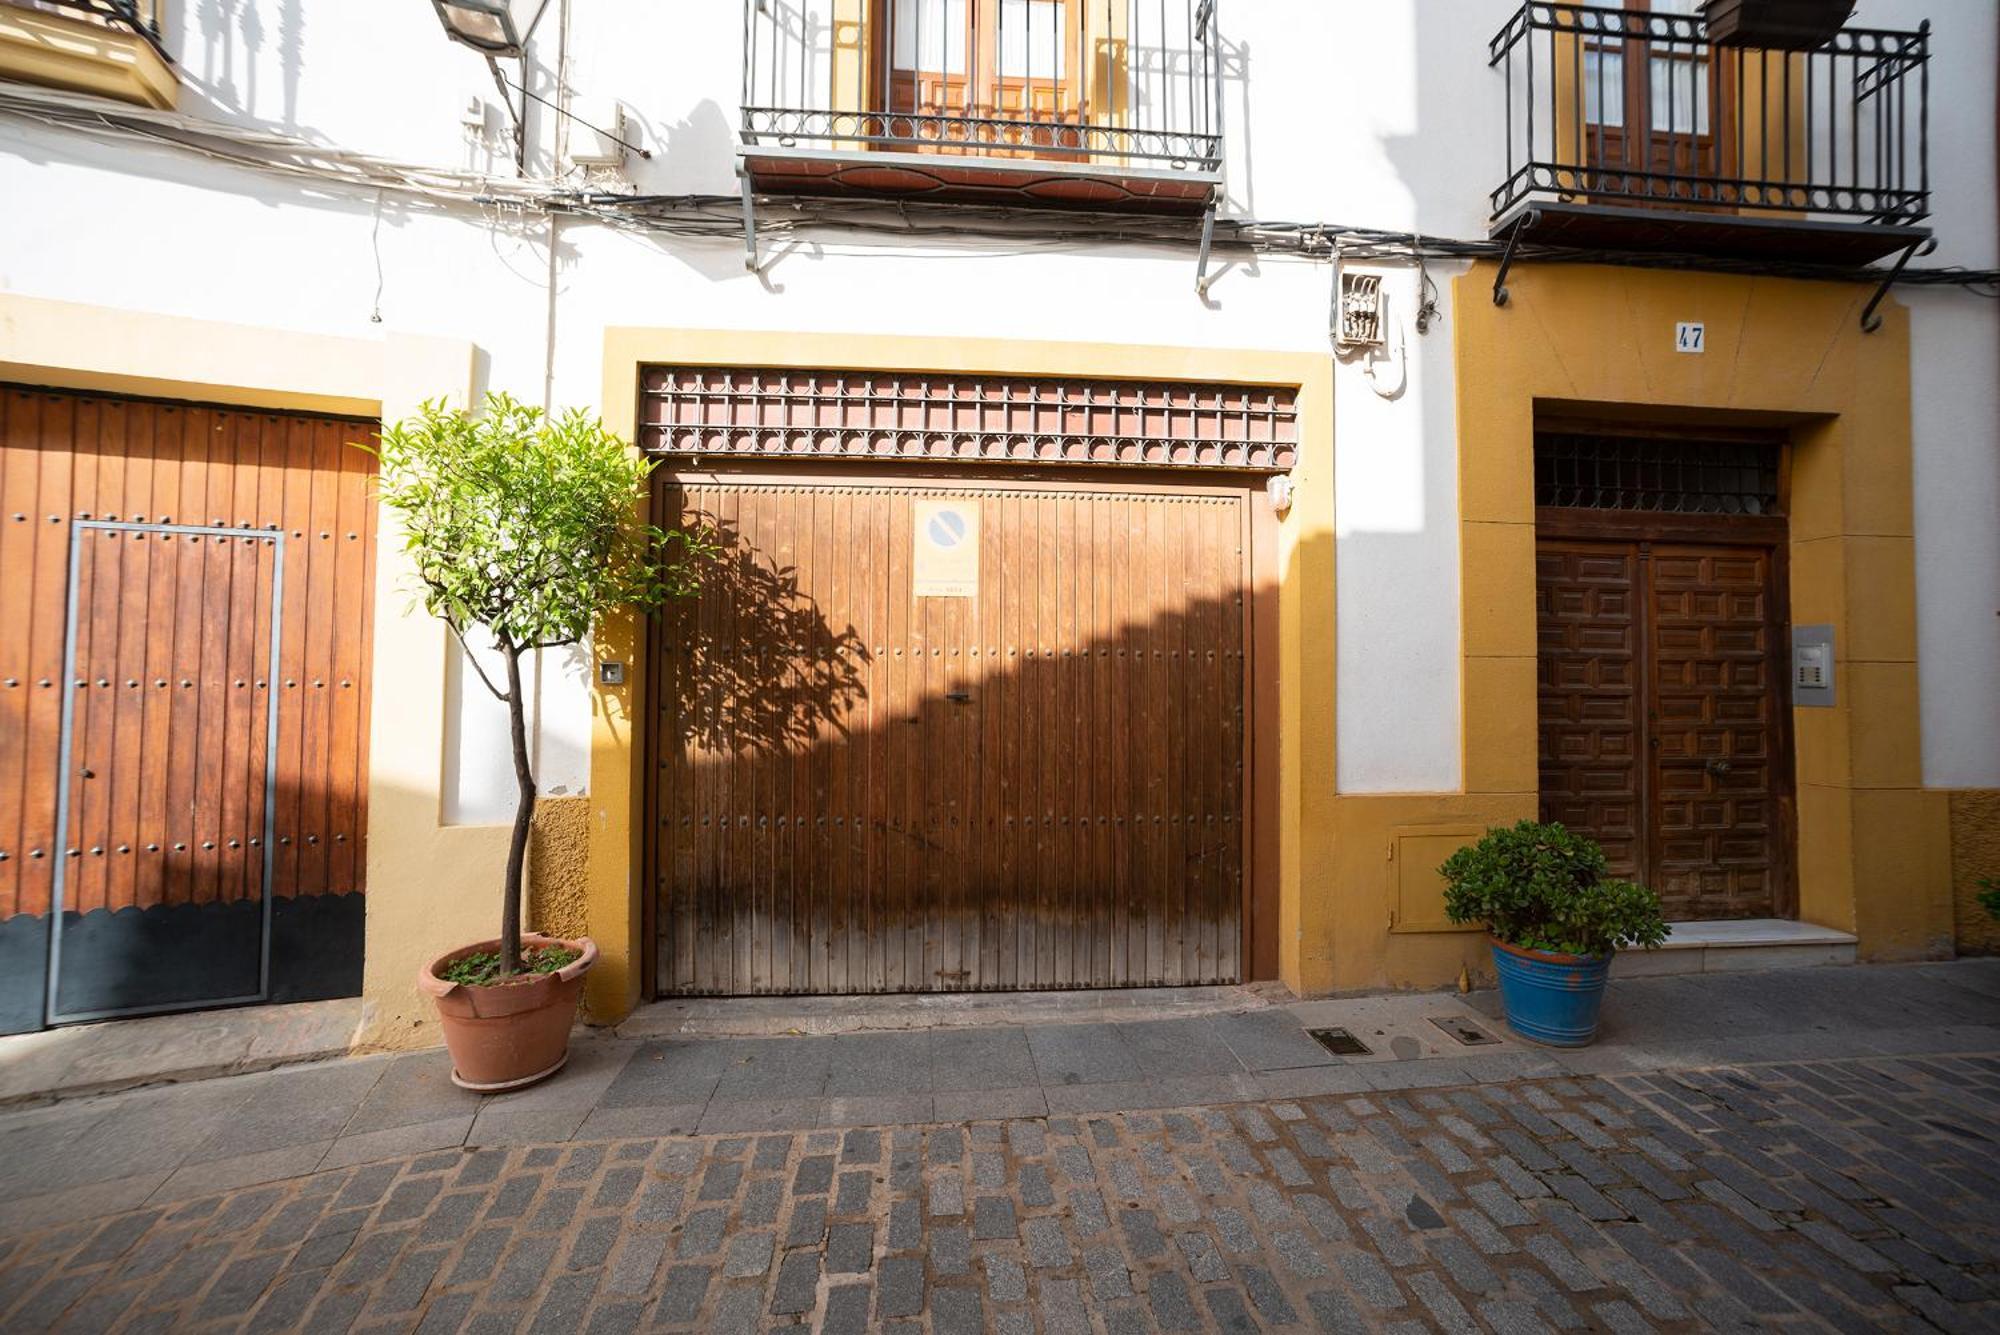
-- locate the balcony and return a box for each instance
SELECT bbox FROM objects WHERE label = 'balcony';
[0,0,175,108]
[738,0,1224,215]
[1487,2,1930,265]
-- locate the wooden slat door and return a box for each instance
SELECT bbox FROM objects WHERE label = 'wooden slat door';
[1536,535,1789,920]
[0,387,376,1031]
[650,476,1249,994]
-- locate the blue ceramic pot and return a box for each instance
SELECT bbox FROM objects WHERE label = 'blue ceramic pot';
[1489,936,1611,1047]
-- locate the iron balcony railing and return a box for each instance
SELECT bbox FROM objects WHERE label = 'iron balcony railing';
[10,0,170,61]
[18,0,161,36]
[1488,2,1928,225]
[740,0,1224,175]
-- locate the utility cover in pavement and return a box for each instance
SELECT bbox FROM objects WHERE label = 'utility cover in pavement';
[1307,1027,1371,1056]
[1427,1015,1499,1047]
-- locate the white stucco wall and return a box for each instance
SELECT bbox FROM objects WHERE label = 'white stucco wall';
[1871,0,2000,790]
[1,0,1993,817]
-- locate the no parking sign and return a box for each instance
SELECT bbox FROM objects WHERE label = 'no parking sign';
[912,498,979,597]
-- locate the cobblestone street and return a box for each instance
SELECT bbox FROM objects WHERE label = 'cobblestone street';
[4,1045,1999,1333]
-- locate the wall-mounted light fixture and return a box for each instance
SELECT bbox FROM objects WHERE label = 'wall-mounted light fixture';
[1265,474,1295,517]
[428,0,553,171]
[428,0,549,58]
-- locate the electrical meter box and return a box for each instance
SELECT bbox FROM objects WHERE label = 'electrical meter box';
[1791,624,1835,707]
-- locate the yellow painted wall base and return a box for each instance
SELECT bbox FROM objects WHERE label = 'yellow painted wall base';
[529,795,592,944]
[1310,794,1536,996]
[1950,790,2000,955]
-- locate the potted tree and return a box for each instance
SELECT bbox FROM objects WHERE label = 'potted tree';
[374,394,709,1090]
[1439,820,1668,1047]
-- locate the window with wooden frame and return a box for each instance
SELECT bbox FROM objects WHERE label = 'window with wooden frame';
[877,0,1084,155]
[1578,0,1739,202]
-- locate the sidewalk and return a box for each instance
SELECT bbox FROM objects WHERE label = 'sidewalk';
[0,960,1994,1333]
[0,961,1996,1333]
[0,960,1994,1240]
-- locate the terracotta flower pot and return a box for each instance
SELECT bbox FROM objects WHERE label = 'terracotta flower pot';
[418,933,598,1092]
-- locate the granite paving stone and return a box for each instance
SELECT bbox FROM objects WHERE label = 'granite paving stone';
[2,974,1998,1332]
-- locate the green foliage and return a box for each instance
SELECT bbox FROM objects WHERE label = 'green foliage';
[370,394,712,656]
[438,945,581,988]
[1438,820,1669,958]
[1980,876,2000,923]
[369,394,713,977]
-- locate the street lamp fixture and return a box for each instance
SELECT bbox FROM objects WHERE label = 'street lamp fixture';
[428,0,550,59]
[428,0,554,171]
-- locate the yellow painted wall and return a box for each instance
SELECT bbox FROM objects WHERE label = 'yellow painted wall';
[1439,260,1952,965]
[528,795,593,942]
[1950,790,2000,955]
[589,328,1334,1019]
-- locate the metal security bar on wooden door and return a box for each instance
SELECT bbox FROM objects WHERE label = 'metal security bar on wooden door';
[45,520,285,1024]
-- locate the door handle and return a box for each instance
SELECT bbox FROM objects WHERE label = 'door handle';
[945,690,972,704]
[1705,758,1732,776]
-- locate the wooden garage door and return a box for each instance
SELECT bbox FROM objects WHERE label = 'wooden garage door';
[1538,538,1790,919]
[648,475,1250,994]
[0,386,376,1029]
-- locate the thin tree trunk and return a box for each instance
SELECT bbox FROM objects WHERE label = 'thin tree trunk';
[501,643,535,974]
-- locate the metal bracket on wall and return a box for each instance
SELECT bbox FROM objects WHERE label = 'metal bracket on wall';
[739,170,759,272]
[1194,202,1218,297]
[484,56,527,173]
[1492,208,1536,306]
[1859,235,1936,333]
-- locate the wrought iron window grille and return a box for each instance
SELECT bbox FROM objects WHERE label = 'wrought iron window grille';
[1488,1,1928,226]
[1534,433,1782,515]
[641,368,1297,473]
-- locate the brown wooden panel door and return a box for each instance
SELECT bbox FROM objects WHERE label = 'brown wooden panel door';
[1536,542,1645,881]
[1537,535,1789,921]
[0,387,376,1030]
[1647,544,1785,918]
[650,476,1249,994]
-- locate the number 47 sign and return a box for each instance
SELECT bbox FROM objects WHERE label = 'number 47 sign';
[1675,321,1705,354]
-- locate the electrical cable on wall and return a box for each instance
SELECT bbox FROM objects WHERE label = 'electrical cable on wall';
[369,189,385,324]
[4,81,1996,297]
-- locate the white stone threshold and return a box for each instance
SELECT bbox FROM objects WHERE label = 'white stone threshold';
[1612,917,1858,978]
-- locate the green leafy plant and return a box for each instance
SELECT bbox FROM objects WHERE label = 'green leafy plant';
[437,945,582,988]
[1979,876,2000,923]
[1438,820,1669,957]
[370,394,713,979]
